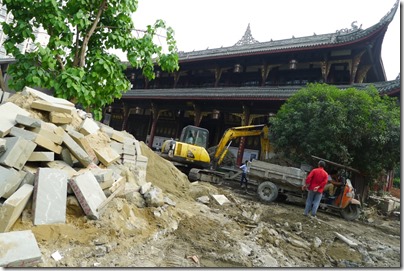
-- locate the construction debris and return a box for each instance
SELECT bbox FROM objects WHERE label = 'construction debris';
[0,86,155,266]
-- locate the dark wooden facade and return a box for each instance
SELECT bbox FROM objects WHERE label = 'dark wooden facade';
[108,1,400,170]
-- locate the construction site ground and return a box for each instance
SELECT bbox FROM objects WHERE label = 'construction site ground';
[9,143,401,268]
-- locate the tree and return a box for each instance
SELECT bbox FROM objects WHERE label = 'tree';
[270,83,400,179]
[1,0,179,120]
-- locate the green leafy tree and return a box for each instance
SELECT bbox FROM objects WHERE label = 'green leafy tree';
[1,0,179,120]
[270,83,400,179]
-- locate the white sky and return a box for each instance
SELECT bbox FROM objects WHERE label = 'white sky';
[132,0,401,81]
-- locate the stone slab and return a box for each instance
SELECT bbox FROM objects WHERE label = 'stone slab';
[93,146,120,167]
[2,170,25,199]
[30,126,63,145]
[0,230,42,267]
[0,166,22,198]
[0,184,34,232]
[61,131,93,167]
[79,118,100,136]
[68,130,98,164]
[32,168,68,225]
[211,194,231,205]
[22,86,74,107]
[15,114,42,128]
[28,151,55,162]
[0,137,37,170]
[69,171,107,219]
[0,102,31,137]
[49,111,73,124]
[46,160,78,178]
[30,99,74,115]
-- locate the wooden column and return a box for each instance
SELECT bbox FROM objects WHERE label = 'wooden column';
[350,50,365,84]
[214,67,223,87]
[236,105,250,166]
[148,103,160,149]
[121,102,129,131]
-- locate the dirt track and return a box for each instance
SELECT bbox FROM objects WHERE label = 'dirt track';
[9,142,401,268]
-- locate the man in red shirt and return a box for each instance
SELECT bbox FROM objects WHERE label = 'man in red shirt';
[302,160,328,217]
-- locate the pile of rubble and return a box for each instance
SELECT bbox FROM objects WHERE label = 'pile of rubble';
[0,87,173,267]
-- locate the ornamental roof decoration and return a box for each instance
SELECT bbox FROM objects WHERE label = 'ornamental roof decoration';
[233,23,259,46]
[177,0,399,60]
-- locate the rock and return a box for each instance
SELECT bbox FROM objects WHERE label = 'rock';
[144,187,164,207]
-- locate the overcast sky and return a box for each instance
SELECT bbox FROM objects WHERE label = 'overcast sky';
[132,0,401,81]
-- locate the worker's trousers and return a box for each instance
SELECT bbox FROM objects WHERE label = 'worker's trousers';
[304,190,323,216]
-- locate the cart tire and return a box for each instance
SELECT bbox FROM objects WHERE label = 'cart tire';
[341,204,361,221]
[257,181,278,202]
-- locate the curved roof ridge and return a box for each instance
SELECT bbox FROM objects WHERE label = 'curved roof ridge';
[177,1,400,60]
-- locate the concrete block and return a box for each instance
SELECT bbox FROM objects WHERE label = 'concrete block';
[0,137,37,170]
[69,171,107,219]
[0,102,31,137]
[0,184,34,232]
[0,230,42,267]
[93,146,121,167]
[0,166,22,198]
[61,131,93,167]
[32,168,68,225]
[15,114,42,128]
[68,130,98,164]
[49,111,72,124]
[30,99,74,115]
[22,86,74,107]
[79,118,100,135]
[28,151,54,162]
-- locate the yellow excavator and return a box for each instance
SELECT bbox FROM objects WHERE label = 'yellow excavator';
[160,124,272,172]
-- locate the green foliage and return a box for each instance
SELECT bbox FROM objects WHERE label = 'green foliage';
[270,83,400,179]
[2,0,179,120]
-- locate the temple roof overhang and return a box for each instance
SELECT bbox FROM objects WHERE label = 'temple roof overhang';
[175,1,399,62]
[122,77,401,101]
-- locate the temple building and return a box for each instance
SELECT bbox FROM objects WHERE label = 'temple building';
[107,1,400,169]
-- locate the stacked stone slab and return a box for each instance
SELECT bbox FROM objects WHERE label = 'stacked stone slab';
[0,86,150,236]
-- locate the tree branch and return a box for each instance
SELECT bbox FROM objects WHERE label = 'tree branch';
[73,26,81,67]
[79,0,107,67]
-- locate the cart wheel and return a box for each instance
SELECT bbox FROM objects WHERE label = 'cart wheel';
[341,204,361,221]
[257,181,278,202]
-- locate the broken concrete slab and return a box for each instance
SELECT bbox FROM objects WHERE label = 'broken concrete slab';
[0,230,42,267]
[211,194,231,205]
[69,171,107,220]
[0,102,31,137]
[32,168,68,225]
[0,184,34,232]
[0,137,37,170]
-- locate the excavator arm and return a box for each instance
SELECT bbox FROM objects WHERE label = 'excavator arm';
[212,124,271,168]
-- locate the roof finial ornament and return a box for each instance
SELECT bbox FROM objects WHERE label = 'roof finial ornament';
[234,23,259,46]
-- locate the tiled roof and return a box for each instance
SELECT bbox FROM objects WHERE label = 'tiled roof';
[177,1,399,61]
[122,77,401,100]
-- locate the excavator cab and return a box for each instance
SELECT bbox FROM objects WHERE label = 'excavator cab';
[179,126,209,149]
[161,126,211,169]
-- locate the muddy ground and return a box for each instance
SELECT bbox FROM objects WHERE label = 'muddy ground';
[10,142,401,268]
